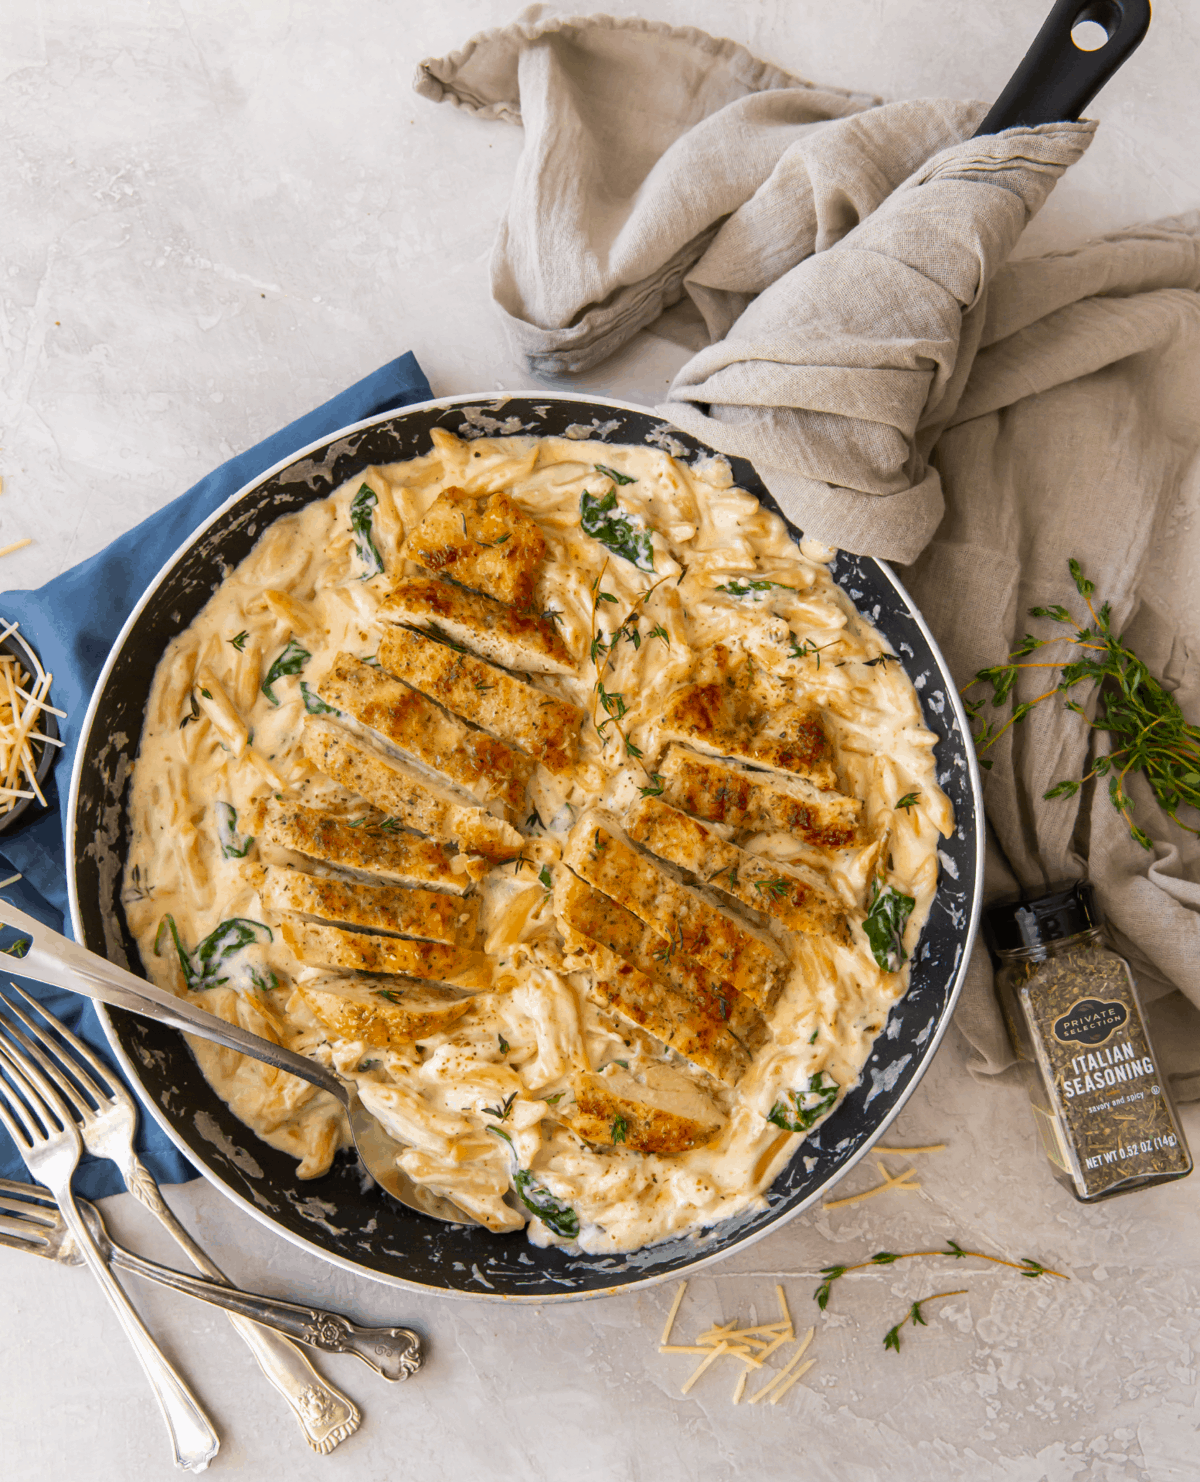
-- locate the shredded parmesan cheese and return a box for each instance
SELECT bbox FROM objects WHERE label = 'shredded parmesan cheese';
[0,623,62,816]
[660,1280,688,1346]
[732,1368,748,1404]
[0,538,32,559]
[822,1158,921,1209]
[769,1358,815,1405]
[680,1340,729,1394]
[747,1327,814,1405]
[875,1143,946,1155]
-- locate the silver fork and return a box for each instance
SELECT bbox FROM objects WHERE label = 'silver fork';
[0,1176,422,1381]
[0,1016,220,1472]
[0,982,365,1454]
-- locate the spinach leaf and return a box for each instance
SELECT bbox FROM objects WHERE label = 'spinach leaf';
[1,936,31,959]
[716,578,797,598]
[156,914,273,990]
[350,482,385,576]
[767,1069,839,1132]
[261,639,311,705]
[300,681,339,716]
[579,489,655,573]
[595,463,636,486]
[514,1170,580,1238]
[863,880,915,973]
[214,801,254,859]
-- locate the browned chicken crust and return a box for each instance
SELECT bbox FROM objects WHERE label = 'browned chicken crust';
[563,1069,724,1155]
[401,485,546,608]
[262,867,480,946]
[626,796,850,944]
[264,802,488,892]
[317,653,532,815]
[377,625,582,775]
[661,744,863,848]
[280,917,491,987]
[300,717,524,862]
[294,975,473,1048]
[556,873,767,1050]
[564,812,787,1012]
[379,576,576,676]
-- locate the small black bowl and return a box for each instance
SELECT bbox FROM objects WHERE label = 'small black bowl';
[0,626,59,834]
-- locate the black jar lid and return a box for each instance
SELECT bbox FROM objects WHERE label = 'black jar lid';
[985,880,1102,954]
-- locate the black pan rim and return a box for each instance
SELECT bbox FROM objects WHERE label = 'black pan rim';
[67,389,985,1303]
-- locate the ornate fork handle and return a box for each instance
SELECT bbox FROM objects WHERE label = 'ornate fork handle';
[102,1233,422,1382]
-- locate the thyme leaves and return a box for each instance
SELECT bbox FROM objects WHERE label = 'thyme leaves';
[963,558,1200,848]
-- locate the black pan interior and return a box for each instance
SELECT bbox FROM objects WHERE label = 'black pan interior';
[71,396,981,1299]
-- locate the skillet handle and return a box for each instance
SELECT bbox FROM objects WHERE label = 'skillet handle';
[973,0,1151,135]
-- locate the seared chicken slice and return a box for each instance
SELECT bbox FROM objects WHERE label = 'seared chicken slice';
[564,812,788,1012]
[317,653,533,816]
[659,644,839,789]
[400,485,546,608]
[262,868,479,946]
[377,625,582,775]
[661,744,863,848]
[561,1065,724,1154]
[294,974,473,1048]
[379,576,576,676]
[300,718,524,862]
[280,918,491,988]
[556,872,768,1053]
[264,802,489,892]
[626,796,849,944]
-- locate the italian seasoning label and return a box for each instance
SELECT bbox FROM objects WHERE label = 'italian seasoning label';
[1018,945,1188,1198]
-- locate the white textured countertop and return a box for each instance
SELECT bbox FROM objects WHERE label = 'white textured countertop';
[3,3,1199,1479]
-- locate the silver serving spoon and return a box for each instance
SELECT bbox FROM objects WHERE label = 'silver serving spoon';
[0,903,480,1227]
[0,1178,422,1381]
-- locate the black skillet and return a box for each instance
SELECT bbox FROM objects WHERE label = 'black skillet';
[66,1,1151,1299]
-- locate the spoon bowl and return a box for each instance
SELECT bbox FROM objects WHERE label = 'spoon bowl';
[0,902,481,1227]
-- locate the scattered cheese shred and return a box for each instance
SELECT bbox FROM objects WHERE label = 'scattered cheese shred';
[776,1283,793,1333]
[680,1340,729,1394]
[747,1327,814,1405]
[660,1280,687,1346]
[659,1282,811,1406]
[876,1143,946,1155]
[769,1358,815,1405]
[0,872,21,889]
[0,538,32,560]
[822,1159,920,1209]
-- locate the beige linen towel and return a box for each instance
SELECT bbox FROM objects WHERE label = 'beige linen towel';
[418,12,1200,1098]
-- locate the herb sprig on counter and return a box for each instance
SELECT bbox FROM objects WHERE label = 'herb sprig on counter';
[814,1242,1067,1312]
[964,558,1200,849]
[882,1290,968,1353]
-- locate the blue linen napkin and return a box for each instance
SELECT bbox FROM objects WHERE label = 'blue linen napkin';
[0,353,432,1200]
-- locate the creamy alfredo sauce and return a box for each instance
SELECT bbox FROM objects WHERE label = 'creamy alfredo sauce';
[123,431,952,1254]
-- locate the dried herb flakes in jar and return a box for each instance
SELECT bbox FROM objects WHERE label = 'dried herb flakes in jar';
[987,881,1191,1202]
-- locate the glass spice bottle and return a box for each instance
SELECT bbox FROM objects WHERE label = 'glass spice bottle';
[986,881,1192,1202]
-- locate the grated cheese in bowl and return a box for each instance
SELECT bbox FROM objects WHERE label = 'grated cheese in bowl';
[0,621,65,826]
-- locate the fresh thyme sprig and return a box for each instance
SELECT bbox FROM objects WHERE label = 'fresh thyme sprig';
[882,1290,968,1353]
[813,1242,1066,1310]
[587,563,671,776]
[963,558,1200,849]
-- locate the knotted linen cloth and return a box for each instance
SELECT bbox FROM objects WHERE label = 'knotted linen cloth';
[418,11,1200,1098]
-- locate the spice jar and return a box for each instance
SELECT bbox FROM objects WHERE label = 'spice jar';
[987,881,1192,1202]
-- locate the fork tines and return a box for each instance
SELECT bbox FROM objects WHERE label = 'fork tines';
[0,980,115,1124]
